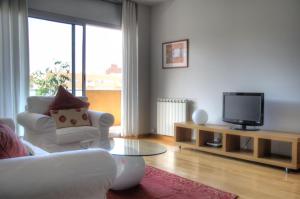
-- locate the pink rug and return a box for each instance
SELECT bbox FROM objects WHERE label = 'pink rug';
[107,166,238,199]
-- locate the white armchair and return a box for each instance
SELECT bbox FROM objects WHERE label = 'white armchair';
[17,96,115,152]
[0,118,117,199]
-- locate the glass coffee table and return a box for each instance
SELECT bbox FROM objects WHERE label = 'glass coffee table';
[81,138,167,190]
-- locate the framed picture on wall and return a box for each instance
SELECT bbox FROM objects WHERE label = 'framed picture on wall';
[162,39,189,69]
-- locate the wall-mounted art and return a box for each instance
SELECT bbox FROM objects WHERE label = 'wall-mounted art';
[162,39,189,69]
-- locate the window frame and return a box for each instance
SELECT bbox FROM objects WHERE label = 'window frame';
[28,9,121,96]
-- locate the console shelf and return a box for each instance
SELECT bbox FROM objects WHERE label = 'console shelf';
[175,122,300,171]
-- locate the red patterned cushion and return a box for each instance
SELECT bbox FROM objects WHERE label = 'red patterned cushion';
[45,86,89,115]
[50,108,91,129]
[0,124,28,159]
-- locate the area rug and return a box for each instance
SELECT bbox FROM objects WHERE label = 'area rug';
[107,166,238,199]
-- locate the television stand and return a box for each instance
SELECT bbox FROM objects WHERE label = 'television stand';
[175,122,300,172]
[231,125,260,131]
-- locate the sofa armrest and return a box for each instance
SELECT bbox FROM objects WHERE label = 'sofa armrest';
[0,118,15,131]
[89,111,114,128]
[89,111,115,140]
[17,112,56,133]
[0,149,117,199]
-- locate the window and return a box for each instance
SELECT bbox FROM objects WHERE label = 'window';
[29,18,72,95]
[86,25,122,91]
[29,17,83,96]
[28,17,122,126]
[85,25,122,125]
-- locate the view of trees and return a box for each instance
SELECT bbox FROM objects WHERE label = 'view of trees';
[30,61,71,96]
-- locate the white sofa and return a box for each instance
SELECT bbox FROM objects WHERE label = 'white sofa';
[0,118,117,199]
[17,96,114,152]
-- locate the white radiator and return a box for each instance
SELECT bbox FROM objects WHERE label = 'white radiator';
[157,98,188,136]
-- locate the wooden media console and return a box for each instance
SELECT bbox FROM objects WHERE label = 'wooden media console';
[175,122,300,171]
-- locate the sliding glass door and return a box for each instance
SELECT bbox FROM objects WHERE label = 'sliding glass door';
[29,18,73,95]
[29,17,84,96]
[28,17,122,126]
[86,25,122,125]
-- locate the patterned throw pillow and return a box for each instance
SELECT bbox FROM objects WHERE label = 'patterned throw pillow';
[50,108,91,129]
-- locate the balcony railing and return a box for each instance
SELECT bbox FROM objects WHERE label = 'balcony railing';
[86,90,121,125]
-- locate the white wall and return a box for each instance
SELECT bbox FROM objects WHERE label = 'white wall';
[150,0,300,134]
[28,0,121,27]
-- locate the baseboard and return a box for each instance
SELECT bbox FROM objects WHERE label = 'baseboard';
[117,133,175,142]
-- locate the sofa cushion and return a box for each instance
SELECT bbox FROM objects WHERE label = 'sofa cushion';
[56,126,99,144]
[0,124,29,159]
[46,86,89,115]
[27,96,88,114]
[50,108,91,129]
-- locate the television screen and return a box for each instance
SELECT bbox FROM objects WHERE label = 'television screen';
[223,93,264,127]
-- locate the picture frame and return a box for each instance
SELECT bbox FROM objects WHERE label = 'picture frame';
[162,39,189,69]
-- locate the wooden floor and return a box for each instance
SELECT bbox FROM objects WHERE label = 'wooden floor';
[141,137,300,199]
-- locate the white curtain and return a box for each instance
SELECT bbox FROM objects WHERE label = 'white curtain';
[121,0,139,137]
[0,0,29,131]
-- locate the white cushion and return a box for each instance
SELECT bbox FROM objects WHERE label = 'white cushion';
[27,96,88,114]
[56,126,99,144]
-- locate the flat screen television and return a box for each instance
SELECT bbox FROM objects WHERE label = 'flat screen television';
[223,92,264,130]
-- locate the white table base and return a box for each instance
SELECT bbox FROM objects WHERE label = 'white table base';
[111,155,145,190]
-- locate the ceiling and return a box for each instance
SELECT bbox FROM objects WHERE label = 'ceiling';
[104,0,169,6]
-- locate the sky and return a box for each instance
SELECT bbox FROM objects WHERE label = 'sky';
[28,17,122,75]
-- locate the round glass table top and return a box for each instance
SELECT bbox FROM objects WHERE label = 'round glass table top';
[81,138,167,156]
